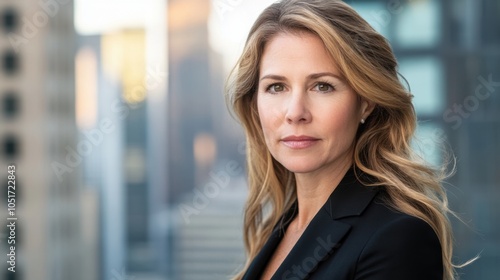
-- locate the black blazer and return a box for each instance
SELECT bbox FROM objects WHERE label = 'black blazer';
[241,168,443,280]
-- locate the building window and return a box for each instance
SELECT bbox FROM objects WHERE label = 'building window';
[394,1,441,48]
[2,135,20,159]
[2,91,19,118]
[2,51,19,75]
[2,8,18,32]
[398,57,445,116]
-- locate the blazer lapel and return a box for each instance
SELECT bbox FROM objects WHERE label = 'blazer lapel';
[242,204,299,280]
[271,209,351,279]
[242,168,380,280]
[271,168,380,279]
[242,227,283,280]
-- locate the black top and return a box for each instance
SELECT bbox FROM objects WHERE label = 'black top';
[241,168,443,280]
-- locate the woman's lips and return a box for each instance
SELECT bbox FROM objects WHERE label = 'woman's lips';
[280,136,320,149]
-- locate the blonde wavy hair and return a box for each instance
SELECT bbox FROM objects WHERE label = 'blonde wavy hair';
[226,1,458,279]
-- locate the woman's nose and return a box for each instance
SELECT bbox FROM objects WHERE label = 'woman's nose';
[285,91,312,124]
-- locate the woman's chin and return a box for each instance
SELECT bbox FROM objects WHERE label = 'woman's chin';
[280,162,320,174]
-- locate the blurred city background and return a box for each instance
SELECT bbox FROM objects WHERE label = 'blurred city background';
[0,0,498,279]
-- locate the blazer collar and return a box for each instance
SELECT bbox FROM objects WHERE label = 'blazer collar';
[242,167,380,280]
[323,167,380,219]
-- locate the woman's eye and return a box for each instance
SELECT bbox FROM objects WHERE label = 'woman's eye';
[315,82,334,92]
[267,84,285,93]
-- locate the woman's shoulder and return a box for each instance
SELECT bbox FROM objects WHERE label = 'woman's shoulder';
[347,192,444,278]
[364,191,440,242]
[366,206,440,248]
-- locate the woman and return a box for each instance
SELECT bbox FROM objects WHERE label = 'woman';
[226,0,456,279]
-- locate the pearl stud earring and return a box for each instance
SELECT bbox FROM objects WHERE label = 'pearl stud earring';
[360,119,365,124]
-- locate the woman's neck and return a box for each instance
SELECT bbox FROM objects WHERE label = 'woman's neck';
[292,158,352,231]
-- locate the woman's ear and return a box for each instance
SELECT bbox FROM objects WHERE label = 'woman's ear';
[360,99,375,121]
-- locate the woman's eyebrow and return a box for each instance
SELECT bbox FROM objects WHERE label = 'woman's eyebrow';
[259,74,287,82]
[307,72,342,80]
[259,72,342,82]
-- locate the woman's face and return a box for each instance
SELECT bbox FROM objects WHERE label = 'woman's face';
[257,31,371,174]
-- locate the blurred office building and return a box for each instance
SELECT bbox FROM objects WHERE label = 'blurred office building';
[166,0,246,279]
[77,28,167,280]
[172,174,246,280]
[167,0,243,204]
[0,1,97,280]
[76,0,247,278]
[351,0,500,278]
